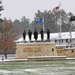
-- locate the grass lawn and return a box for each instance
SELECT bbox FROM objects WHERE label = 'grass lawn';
[0,60,75,75]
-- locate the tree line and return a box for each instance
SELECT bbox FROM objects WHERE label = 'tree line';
[13,10,75,39]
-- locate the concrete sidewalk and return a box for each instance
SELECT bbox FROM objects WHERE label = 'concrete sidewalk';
[0,54,75,62]
[0,54,16,62]
[1,57,75,62]
[0,57,28,62]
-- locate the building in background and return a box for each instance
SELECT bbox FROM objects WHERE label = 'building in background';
[15,32,75,47]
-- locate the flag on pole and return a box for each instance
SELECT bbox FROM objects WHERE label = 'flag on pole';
[35,17,43,24]
[70,16,75,21]
[52,6,59,13]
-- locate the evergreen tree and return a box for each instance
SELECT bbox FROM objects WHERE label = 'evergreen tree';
[0,0,4,22]
[21,16,30,33]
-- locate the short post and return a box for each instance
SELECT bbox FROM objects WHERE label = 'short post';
[2,56,4,61]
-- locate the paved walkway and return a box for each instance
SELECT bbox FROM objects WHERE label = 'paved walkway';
[0,54,75,62]
[0,54,16,62]
[0,57,28,62]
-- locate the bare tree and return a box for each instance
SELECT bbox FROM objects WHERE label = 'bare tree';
[0,18,17,59]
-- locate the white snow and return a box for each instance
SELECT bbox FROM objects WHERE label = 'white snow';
[15,31,75,42]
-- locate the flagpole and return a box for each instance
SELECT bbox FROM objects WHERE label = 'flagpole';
[43,16,44,31]
[59,3,62,45]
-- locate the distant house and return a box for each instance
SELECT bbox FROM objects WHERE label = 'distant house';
[50,32,75,47]
[15,32,75,47]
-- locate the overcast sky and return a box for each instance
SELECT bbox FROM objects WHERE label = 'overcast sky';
[1,0,75,21]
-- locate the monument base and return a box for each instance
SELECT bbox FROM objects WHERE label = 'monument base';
[16,42,57,59]
[16,42,75,60]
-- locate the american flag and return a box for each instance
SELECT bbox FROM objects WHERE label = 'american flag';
[52,6,59,13]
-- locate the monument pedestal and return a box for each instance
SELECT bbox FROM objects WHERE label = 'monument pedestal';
[16,42,57,59]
